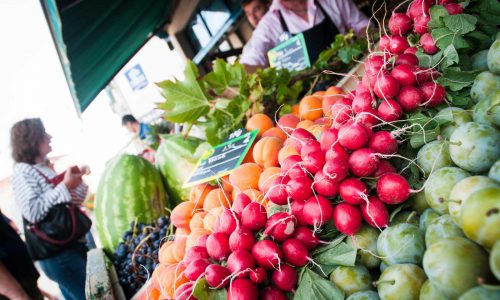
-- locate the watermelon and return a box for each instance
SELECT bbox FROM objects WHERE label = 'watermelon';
[95,154,167,251]
[155,134,208,205]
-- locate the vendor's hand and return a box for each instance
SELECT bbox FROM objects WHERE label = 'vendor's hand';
[80,165,91,175]
[63,166,82,190]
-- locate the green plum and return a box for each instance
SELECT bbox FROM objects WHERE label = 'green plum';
[491,90,500,127]
[489,159,500,182]
[347,225,381,269]
[425,167,470,214]
[471,49,489,71]
[419,280,447,300]
[419,209,440,232]
[458,286,500,300]
[488,39,500,74]
[380,262,388,273]
[470,71,500,102]
[347,291,380,300]
[473,97,500,127]
[376,264,426,300]
[449,122,500,173]
[330,265,373,296]
[407,192,429,215]
[449,176,498,227]
[377,224,425,265]
[424,215,465,248]
[461,186,500,249]
[491,240,500,281]
[389,211,419,227]
[423,237,492,299]
[434,107,472,140]
[416,141,453,176]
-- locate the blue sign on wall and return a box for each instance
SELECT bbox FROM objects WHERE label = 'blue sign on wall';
[124,64,148,91]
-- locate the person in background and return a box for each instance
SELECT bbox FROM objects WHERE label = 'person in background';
[10,118,89,300]
[122,114,157,162]
[242,0,271,28]
[240,0,370,71]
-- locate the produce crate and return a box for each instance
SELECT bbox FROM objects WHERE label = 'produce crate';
[85,248,126,300]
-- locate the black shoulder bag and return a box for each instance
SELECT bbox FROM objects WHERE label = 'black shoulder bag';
[23,168,92,260]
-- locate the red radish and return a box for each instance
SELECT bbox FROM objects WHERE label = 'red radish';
[368,131,398,155]
[272,264,298,292]
[330,100,354,128]
[439,0,456,4]
[302,151,326,174]
[278,114,300,133]
[251,240,282,270]
[261,286,288,300]
[325,144,349,161]
[444,3,463,15]
[365,55,386,75]
[264,212,296,242]
[184,246,209,264]
[313,171,340,197]
[205,264,230,288]
[395,53,419,66]
[373,160,397,177]
[389,35,410,55]
[206,232,231,261]
[339,178,368,205]
[357,108,381,129]
[241,202,267,231]
[293,227,320,250]
[216,209,238,235]
[333,203,362,236]
[301,140,321,157]
[249,267,267,284]
[319,128,339,152]
[194,234,209,248]
[407,0,430,20]
[414,66,440,84]
[421,33,439,54]
[404,46,418,55]
[282,238,309,267]
[267,176,290,205]
[338,120,369,150]
[291,200,307,226]
[391,64,417,86]
[355,82,370,96]
[288,128,315,152]
[232,193,252,218]
[228,279,258,300]
[414,14,430,34]
[374,74,401,99]
[379,35,391,53]
[352,92,375,113]
[360,196,390,228]
[377,173,411,204]
[281,155,307,178]
[378,99,403,122]
[227,250,255,277]
[184,258,211,281]
[229,228,255,252]
[286,176,313,201]
[174,282,195,300]
[420,81,446,107]
[302,195,333,227]
[397,86,423,112]
[389,13,412,36]
[348,148,380,177]
[323,158,349,182]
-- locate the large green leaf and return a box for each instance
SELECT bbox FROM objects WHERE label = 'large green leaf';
[157,61,210,123]
[442,14,477,35]
[294,268,345,300]
[193,279,227,300]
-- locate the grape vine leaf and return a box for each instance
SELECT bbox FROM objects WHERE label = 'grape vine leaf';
[193,278,227,300]
[157,61,210,123]
[294,268,345,300]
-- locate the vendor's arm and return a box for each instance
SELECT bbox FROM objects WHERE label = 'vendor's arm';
[12,163,73,223]
[0,262,31,300]
[70,182,89,206]
[325,0,370,35]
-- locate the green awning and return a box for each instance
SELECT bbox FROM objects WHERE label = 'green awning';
[41,0,174,113]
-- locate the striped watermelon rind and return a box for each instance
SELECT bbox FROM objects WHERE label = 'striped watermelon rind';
[95,154,167,251]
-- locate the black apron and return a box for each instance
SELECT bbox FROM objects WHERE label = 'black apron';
[277,0,340,63]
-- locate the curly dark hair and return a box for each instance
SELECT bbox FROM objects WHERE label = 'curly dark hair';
[10,118,46,164]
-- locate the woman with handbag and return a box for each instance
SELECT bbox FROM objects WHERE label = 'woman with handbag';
[10,118,91,300]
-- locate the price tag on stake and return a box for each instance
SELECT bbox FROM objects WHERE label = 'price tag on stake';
[183,130,259,188]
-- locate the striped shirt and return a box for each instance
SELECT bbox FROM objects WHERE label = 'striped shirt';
[11,163,88,224]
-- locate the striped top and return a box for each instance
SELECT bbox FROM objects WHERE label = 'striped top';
[11,163,88,224]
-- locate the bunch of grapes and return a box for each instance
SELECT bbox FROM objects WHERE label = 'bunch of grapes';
[113,216,171,297]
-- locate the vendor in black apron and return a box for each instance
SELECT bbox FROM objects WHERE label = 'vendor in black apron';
[240,0,369,72]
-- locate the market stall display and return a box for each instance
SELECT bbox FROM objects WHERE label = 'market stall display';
[91,0,500,299]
